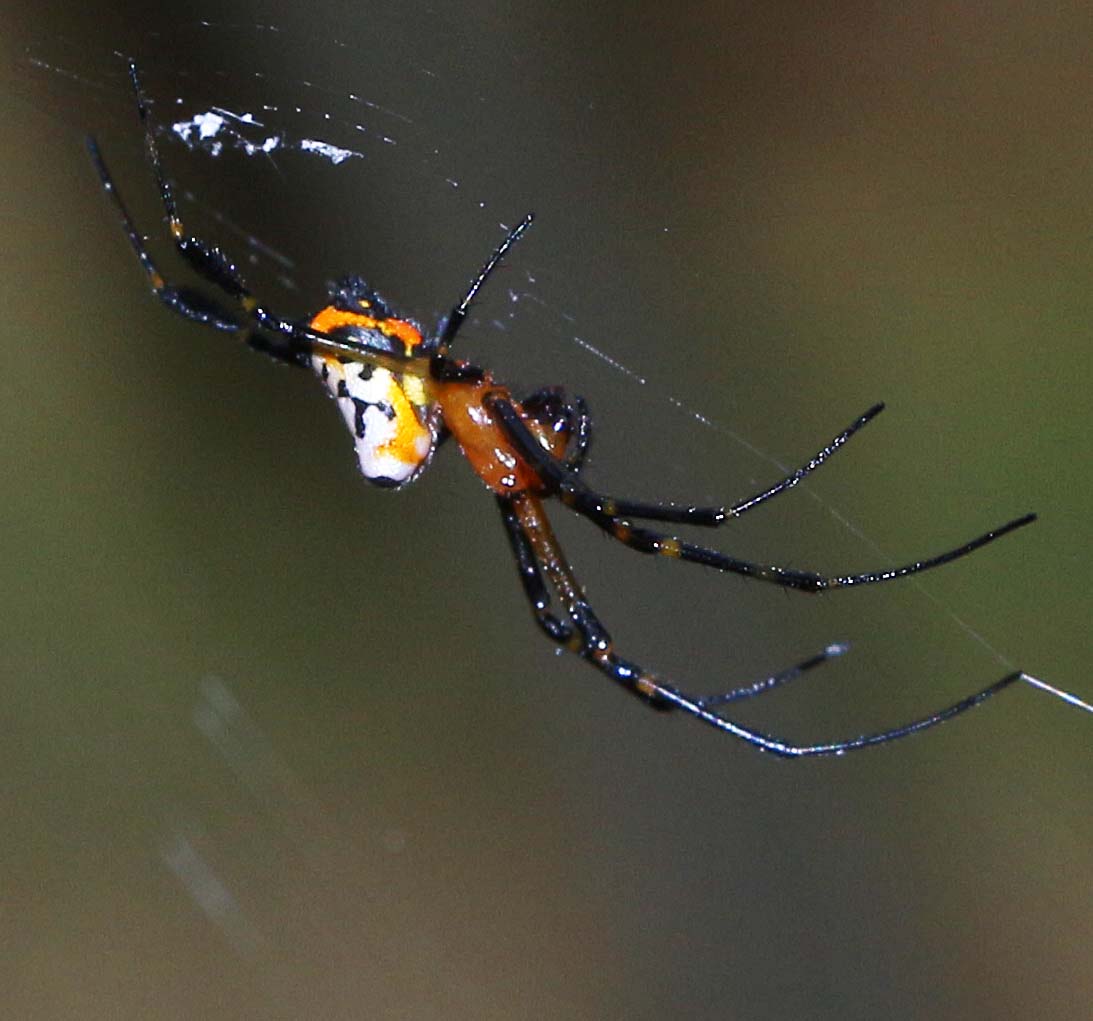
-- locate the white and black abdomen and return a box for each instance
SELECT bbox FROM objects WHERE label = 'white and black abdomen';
[308,290,436,488]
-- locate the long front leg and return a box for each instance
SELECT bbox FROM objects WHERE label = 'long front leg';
[489,395,1035,593]
[86,136,240,334]
[490,396,886,526]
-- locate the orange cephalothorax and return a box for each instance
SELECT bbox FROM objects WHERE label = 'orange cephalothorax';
[435,375,572,496]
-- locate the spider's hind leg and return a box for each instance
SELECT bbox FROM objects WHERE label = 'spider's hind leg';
[493,395,891,528]
[496,495,576,645]
[90,62,317,368]
[503,492,1021,756]
[698,642,849,707]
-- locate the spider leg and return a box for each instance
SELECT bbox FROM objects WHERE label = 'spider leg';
[726,402,885,518]
[488,394,1036,593]
[503,487,848,705]
[86,136,240,334]
[565,395,593,473]
[94,62,411,371]
[126,60,255,306]
[496,496,577,644]
[588,507,1035,593]
[434,214,535,354]
[654,671,1022,757]
[506,492,1022,756]
[521,388,593,473]
[603,401,887,523]
[698,642,849,707]
[89,131,315,367]
[497,398,885,527]
[488,393,725,524]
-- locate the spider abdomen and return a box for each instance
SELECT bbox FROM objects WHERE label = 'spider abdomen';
[305,302,436,488]
[311,353,435,488]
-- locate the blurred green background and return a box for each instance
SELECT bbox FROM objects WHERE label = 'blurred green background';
[1,3,1089,1018]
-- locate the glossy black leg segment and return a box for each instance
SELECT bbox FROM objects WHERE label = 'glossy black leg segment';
[126,60,253,304]
[496,496,574,644]
[698,642,849,707]
[436,213,535,354]
[564,395,593,473]
[489,394,1036,593]
[86,137,240,334]
[495,398,887,527]
[601,486,1033,594]
[650,671,1023,757]
[488,395,726,526]
[505,494,1023,756]
[727,402,885,518]
[89,131,313,366]
[430,354,485,384]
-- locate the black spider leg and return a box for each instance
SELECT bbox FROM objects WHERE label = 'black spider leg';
[602,402,890,526]
[487,394,1037,593]
[127,60,249,306]
[698,642,849,707]
[524,401,890,528]
[115,60,322,368]
[565,395,593,473]
[89,130,315,368]
[501,494,836,708]
[512,387,843,703]
[655,667,1022,757]
[85,137,240,334]
[505,492,1021,756]
[725,402,884,520]
[433,213,535,356]
[509,402,886,527]
[95,61,412,373]
[496,496,576,645]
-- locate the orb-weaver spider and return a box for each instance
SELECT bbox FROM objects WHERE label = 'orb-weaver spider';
[87,61,1036,757]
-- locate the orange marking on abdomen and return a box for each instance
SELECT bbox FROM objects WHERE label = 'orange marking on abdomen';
[309,306,423,356]
[376,374,431,464]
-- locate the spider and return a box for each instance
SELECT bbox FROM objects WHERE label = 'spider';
[86,61,1037,757]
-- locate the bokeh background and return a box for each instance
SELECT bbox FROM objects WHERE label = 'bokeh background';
[1,3,1089,1018]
